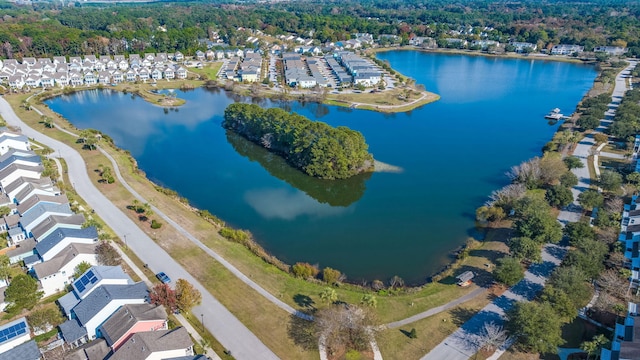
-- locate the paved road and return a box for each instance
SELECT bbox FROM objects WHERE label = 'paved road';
[422,60,637,360]
[0,97,279,360]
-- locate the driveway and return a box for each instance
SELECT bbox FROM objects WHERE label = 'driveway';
[0,98,279,360]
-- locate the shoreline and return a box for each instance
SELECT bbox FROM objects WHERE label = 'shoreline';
[368,45,593,64]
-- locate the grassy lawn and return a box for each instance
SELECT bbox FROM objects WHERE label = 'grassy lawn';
[325,88,439,113]
[190,62,223,80]
[599,157,631,172]
[6,90,511,358]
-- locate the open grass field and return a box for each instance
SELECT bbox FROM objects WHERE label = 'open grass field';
[190,62,224,80]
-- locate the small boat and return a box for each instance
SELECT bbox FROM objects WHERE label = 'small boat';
[545,108,564,120]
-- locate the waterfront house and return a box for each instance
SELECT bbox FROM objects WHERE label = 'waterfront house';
[33,242,98,296]
[59,281,148,345]
[594,46,627,56]
[84,72,97,86]
[7,76,24,90]
[125,70,136,82]
[600,302,639,360]
[35,226,98,261]
[14,182,60,206]
[509,41,537,52]
[551,44,584,55]
[163,67,175,80]
[69,73,83,87]
[97,71,111,85]
[138,68,150,81]
[53,73,69,87]
[176,67,187,79]
[21,57,36,67]
[109,327,193,360]
[98,303,167,350]
[151,68,163,80]
[40,75,54,88]
[31,213,85,241]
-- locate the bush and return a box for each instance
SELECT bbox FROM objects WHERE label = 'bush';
[291,262,319,279]
[409,328,417,339]
[322,267,342,284]
[345,350,362,360]
[150,220,163,229]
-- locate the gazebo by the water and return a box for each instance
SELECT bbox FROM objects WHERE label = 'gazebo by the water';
[456,271,475,287]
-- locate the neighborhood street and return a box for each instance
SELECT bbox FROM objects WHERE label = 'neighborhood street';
[0,97,280,360]
[422,60,637,360]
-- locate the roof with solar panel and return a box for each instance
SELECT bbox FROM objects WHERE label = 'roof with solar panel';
[71,266,132,299]
[0,317,29,348]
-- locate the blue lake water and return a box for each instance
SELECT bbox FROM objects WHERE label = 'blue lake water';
[45,51,597,284]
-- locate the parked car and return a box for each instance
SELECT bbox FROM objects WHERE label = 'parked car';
[156,272,171,284]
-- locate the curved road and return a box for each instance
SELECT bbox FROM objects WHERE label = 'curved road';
[0,97,279,360]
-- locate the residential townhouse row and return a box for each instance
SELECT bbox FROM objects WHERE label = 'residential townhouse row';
[0,266,205,360]
[599,191,640,360]
[0,53,192,90]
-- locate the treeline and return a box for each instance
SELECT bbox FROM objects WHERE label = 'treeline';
[2,1,640,58]
[223,103,373,180]
[609,88,640,139]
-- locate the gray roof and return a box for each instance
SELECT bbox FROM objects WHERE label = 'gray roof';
[0,339,41,360]
[0,148,39,165]
[3,214,20,228]
[33,242,96,279]
[72,282,148,325]
[0,154,40,174]
[100,304,167,346]
[15,184,60,205]
[59,319,87,343]
[71,265,132,299]
[5,238,36,259]
[165,356,208,360]
[35,227,97,259]
[0,134,29,148]
[22,254,40,266]
[20,203,72,230]
[0,163,41,183]
[110,327,192,360]
[3,177,53,197]
[31,214,85,241]
[64,338,109,360]
[18,194,69,216]
[58,291,80,318]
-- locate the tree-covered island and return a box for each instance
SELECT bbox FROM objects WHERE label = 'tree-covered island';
[223,103,373,180]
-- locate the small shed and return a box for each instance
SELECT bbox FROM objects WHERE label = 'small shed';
[456,271,475,287]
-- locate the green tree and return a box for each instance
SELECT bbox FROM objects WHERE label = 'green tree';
[540,286,578,322]
[598,170,623,192]
[0,206,11,217]
[578,190,604,210]
[564,221,596,247]
[175,279,202,313]
[565,239,608,279]
[508,237,542,263]
[0,255,11,284]
[5,274,43,314]
[626,171,640,185]
[593,133,609,145]
[73,261,93,279]
[576,114,600,130]
[292,262,319,279]
[548,266,591,308]
[27,304,64,333]
[494,257,524,286]
[514,196,563,244]
[560,171,579,188]
[563,156,584,170]
[545,185,573,208]
[360,294,377,308]
[507,301,565,354]
[322,267,342,285]
[476,205,506,224]
[580,334,608,360]
[319,287,338,304]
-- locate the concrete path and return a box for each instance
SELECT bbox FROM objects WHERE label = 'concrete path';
[421,60,637,360]
[0,97,279,360]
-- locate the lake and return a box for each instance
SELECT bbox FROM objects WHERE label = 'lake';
[45,51,597,284]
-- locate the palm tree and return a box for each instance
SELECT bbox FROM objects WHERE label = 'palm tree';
[319,287,337,304]
[360,294,377,308]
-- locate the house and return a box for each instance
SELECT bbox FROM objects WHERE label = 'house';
[4,177,56,203]
[551,44,584,55]
[175,67,187,79]
[24,76,40,88]
[69,73,83,87]
[205,50,215,60]
[151,69,163,80]
[125,70,136,82]
[21,57,36,67]
[30,213,85,242]
[0,164,42,188]
[471,40,500,50]
[97,71,111,85]
[17,194,69,217]
[138,68,150,81]
[509,41,537,52]
[40,75,54,88]
[594,46,627,56]
[35,227,98,261]
[0,130,31,156]
[7,76,24,90]
[163,67,175,80]
[53,73,69,87]
[32,242,98,296]
[600,302,639,360]
[0,149,41,173]
[0,339,41,360]
[53,56,67,65]
[59,282,148,345]
[173,51,184,62]
[0,317,31,354]
[99,304,167,350]
[5,238,37,264]
[84,72,97,86]
[64,338,109,360]
[109,327,194,360]
[111,71,124,83]
[195,50,205,61]
[456,271,475,286]
[19,202,73,235]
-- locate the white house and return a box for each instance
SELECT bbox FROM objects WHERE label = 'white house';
[33,242,98,297]
[35,227,98,261]
[0,130,31,156]
[551,44,584,55]
[20,202,73,235]
[0,164,42,189]
[31,213,85,241]
[0,317,31,354]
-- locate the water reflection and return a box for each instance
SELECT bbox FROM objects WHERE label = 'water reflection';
[226,131,372,207]
[244,188,353,220]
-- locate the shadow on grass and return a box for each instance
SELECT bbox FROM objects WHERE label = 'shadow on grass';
[287,313,317,351]
[449,307,478,327]
[293,294,315,310]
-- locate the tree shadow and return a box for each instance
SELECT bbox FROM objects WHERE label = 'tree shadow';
[293,294,315,310]
[399,329,414,338]
[450,307,479,327]
[287,313,317,351]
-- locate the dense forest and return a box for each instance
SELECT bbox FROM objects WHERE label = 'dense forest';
[223,103,373,180]
[1,0,640,58]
